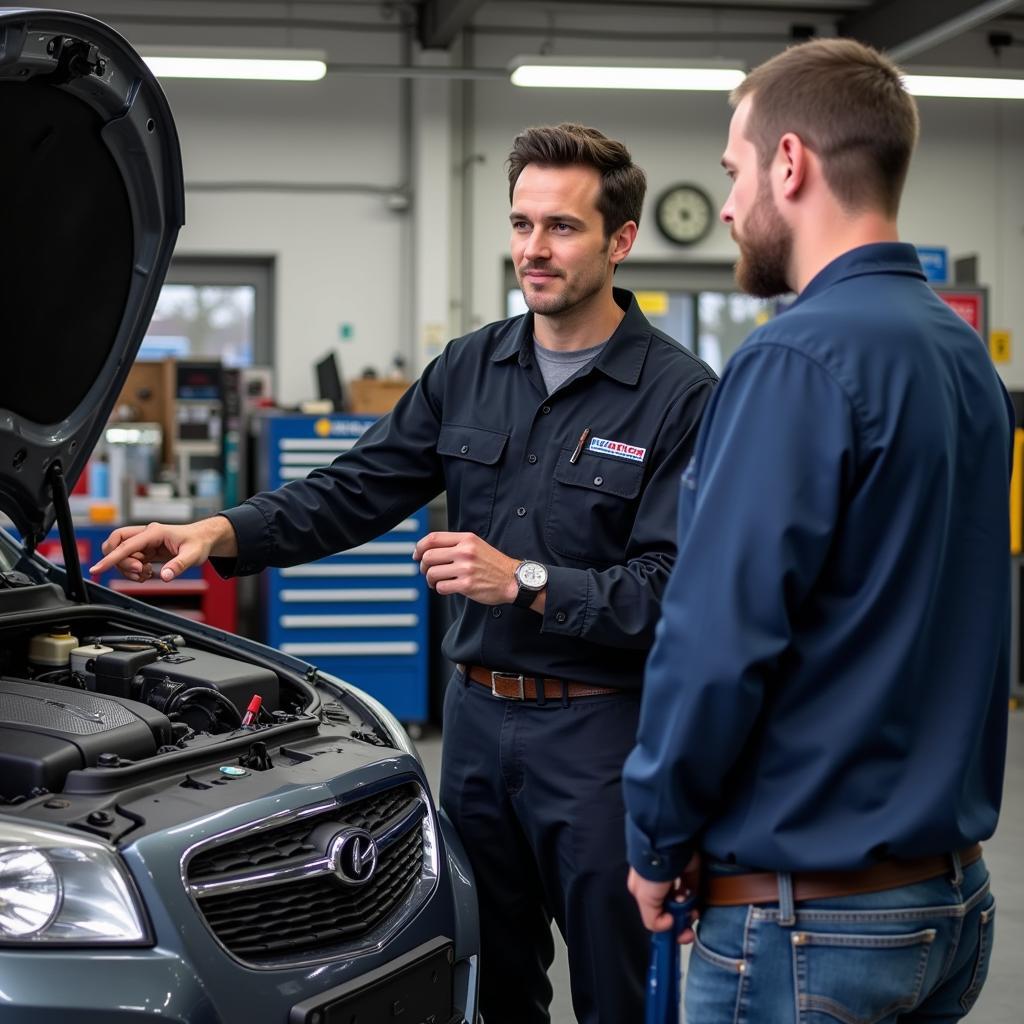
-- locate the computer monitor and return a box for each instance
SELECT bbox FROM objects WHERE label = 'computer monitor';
[315,351,348,412]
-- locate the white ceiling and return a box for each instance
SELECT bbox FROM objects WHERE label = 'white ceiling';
[17,1,1024,71]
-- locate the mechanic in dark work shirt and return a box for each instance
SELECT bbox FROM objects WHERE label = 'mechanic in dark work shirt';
[93,123,716,1024]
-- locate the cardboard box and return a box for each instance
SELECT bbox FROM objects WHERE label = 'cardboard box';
[347,378,410,414]
[114,359,176,464]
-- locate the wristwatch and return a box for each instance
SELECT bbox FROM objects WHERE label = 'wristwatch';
[513,560,548,608]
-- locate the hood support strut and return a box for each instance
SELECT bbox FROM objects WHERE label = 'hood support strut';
[47,462,89,604]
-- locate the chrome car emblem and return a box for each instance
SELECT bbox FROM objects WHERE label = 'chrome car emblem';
[42,697,105,724]
[330,828,378,886]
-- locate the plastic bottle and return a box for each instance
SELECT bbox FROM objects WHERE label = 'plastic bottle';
[29,627,80,669]
[89,457,109,499]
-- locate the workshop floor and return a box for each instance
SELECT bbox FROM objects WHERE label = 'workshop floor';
[417,710,1024,1023]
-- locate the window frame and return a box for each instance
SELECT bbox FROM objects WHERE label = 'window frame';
[157,256,275,368]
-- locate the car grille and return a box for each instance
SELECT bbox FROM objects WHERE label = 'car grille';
[185,782,428,965]
[188,784,418,880]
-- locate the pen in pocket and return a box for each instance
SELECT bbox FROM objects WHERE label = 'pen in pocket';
[570,426,591,464]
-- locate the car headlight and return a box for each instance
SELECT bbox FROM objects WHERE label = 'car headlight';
[0,821,148,945]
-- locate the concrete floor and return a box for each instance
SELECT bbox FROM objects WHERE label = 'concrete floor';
[417,709,1024,1023]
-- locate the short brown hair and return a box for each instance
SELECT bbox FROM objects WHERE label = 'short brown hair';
[507,123,647,236]
[732,38,919,217]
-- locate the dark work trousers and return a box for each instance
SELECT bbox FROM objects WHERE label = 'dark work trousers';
[439,669,648,1024]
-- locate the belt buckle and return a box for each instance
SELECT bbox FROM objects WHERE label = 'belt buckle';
[491,671,526,700]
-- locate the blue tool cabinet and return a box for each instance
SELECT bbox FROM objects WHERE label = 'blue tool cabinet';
[260,414,429,725]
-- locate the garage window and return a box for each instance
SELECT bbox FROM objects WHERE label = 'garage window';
[140,258,273,368]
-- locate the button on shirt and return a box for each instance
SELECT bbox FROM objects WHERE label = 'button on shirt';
[624,244,1015,879]
[216,289,716,689]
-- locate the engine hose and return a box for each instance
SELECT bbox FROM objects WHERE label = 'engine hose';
[86,634,176,655]
[167,686,243,728]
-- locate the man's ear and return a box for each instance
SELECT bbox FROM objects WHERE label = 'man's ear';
[777,132,808,201]
[610,220,638,265]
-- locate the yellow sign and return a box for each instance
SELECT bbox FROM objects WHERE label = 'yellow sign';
[314,417,332,437]
[635,291,669,316]
[990,329,1011,364]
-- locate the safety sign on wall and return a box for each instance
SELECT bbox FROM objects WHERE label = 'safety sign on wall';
[990,330,1012,364]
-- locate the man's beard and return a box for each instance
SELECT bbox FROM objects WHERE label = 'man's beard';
[734,179,793,299]
[519,249,610,317]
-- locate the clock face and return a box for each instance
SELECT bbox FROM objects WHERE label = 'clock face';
[655,184,714,246]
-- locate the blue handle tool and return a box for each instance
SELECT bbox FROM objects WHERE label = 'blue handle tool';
[644,893,698,1024]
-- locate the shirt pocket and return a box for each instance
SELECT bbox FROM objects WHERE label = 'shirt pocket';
[544,447,644,562]
[437,423,510,539]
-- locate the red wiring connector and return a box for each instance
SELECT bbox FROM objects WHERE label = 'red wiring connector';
[241,694,263,727]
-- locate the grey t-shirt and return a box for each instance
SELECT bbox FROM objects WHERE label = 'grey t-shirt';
[533,337,608,394]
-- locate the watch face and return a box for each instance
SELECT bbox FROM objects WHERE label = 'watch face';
[517,561,548,589]
[655,184,714,246]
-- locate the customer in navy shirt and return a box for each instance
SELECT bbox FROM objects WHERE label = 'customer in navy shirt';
[625,39,1013,1022]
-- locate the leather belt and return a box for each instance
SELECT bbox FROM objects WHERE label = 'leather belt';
[459,664,619,700]
[705,843,984,906]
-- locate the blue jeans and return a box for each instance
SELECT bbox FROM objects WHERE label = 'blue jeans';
[687,856,995,1023]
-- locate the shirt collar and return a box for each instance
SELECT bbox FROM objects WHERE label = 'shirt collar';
[491,287,652,386]
[791,242,927,310]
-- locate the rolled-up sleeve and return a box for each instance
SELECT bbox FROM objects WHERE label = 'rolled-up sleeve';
[624,344,857,879]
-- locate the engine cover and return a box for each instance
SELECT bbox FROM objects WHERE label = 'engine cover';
[0,678,171,801]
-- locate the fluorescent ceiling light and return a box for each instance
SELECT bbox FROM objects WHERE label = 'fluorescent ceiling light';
[509,56,1024,99]
[903,74,1024,99]
[509,56,745,91]
[142,47,326,82]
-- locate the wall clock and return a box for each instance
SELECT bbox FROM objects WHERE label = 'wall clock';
[655,183,714,246]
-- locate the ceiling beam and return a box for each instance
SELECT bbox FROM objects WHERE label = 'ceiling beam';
[839,0,1022,60]
[418,0,486,49]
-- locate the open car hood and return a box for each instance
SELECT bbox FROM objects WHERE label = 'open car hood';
[0,8,184,547]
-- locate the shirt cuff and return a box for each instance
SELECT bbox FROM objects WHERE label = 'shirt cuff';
[208,503,270,578]
[626,816,691,883]
[539,564,588,636]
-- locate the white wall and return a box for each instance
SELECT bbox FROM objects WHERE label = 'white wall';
[161,73,412,404]
[166,70,1024,399]
[41,1,1024,396]
[903,99,1024,388]
[466,73,1024,386]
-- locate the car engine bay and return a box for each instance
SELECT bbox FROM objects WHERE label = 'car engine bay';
[0,586,393,812]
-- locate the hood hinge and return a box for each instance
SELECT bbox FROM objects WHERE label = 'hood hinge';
[48,35,108,84]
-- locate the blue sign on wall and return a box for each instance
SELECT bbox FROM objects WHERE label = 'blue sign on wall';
[916,246,949,284]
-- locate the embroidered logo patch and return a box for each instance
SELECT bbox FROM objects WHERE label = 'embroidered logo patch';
[588,436,647,463]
